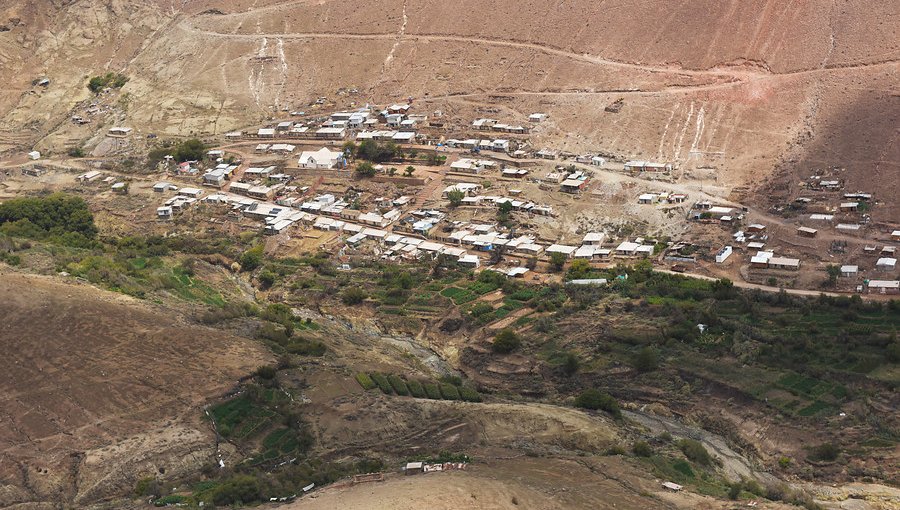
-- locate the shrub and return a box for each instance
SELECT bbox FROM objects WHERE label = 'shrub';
[679,439,713,466]
[387,374,410,396]
[286,338,326,356]
[560,352,579,376]
[605,445,627,456]
[574,389,621,418]
[356,161,377,177]
[549,251,567,271]
[87,72,129,93]
[632,441,653,457]
[258,269,277,288]
[423,382,442,399]
[239,245,264,271]
[355,373,376,390]
[458,386,482,402]
[255,365,277,380]
[370,373,393,394]
[211,475,261,506]
[439,383,461,400]
[341,287,367,305]
[807,442,839,462]
[407,380,426,398]
[492,329,521,354]
[632,346,659,373]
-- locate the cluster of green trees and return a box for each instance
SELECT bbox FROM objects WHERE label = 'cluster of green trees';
[87,72,129,93]
[354,140,401,163]
[0,193,97,248]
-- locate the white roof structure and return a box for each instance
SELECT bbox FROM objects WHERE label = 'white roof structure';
[840,265,858,273]
[868,280,899,289]
[583,232,605,244]
[546,244,577,255]
[876,257,897,268]
[615,241,639,253]
[298,147,343,168]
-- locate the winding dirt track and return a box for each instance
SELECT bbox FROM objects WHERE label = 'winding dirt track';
[178,14,899,98]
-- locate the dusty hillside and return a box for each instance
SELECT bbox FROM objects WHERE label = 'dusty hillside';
[0,0,896,211]
[0,272,270,506]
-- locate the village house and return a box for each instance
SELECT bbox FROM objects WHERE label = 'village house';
[868,280,900,294]
[876,257,897,272]
[108,127,132,138]
[298,148,345,169]
[840,265,859,277]
[257,128,276,138]
[528,113,547,123]
[560,178,586,193]
[315,127,346,140]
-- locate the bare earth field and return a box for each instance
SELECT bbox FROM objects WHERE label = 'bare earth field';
[0,272,270,507]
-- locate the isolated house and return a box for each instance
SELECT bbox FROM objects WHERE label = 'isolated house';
[868,280,900,294]
[876,257,897,272]
[840,265,858,277]
[797,226,818,238]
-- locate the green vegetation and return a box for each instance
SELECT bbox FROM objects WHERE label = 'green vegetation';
[0,193,97,248]
[679,439,713,466]
[574,389,621,418]
[341,286,367,305]
[632,441,653,457]
[146,138,207,167]
[363,372,482,402]
[492,329,521,353]
[549,251,567,271]
[355,140,400,163]
[447,189,465,207]
[355,161,377,177]
[87,72,128,93]
[355,372,376,390]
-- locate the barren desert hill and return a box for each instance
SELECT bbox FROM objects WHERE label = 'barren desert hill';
[0,0,898,214]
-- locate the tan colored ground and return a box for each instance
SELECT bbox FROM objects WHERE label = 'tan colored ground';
[0,272,271,506]
[0,0,896,217]
[282,455,799,510]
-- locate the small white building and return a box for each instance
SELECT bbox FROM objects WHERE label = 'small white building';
[840,265,858,277]
[715,246,733,264]
[876,257,897,272]
[298,148,345,169]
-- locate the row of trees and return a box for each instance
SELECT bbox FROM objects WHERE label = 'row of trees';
[0,194,97,247]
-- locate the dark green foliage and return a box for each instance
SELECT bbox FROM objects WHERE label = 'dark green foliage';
[0,193,97,247]
[355,161,377,177]
[447,189,465,207]
[342,286,367,305]
[632,346,660,373]
[424,383,442,399]
[387,374,410,396]
[67,147,85,158]
[574,389,621,418]
[492,329,521,353]
[356,140,400,163]
[679,439,713,466]
[807,442,839,462]
[255,365,277,380]
[355,373,376,390]
[87,72,128,93]
[407,380,426,398]
[240,245,264,271]
[257,269,277,288]
[560,352,580,376]
[439,383,461,400]
[170,138,206,162]
[370,373,393,394]
[549,251,567,271]
[211,475,261,506]
[458,386,482,402]
[632,441,653,457]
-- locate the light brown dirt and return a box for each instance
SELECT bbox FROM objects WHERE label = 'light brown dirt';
[0,272,270,506]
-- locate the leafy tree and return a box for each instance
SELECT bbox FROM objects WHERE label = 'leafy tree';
[825,264,840,287]
[447,189,465,207]
[808,442,839,462]
[403,166,415,177]
[567,259,592,280]
[356,161,377,177]
[341,287,367,305]
[357,140,399,163]
[632,441,653,457]
[239,245,264,271]
[549,251,567,272]
[574,389,621,418]
[387,167,397,176]
[498,201,513,214]
[679,439,713,466]
[632,346,659,373]
[87,72,129,93]
[560,352,579,376]
[171,138,206,162]
[492,329,521,353]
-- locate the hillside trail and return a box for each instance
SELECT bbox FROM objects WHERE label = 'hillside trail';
[177,13,900,97]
